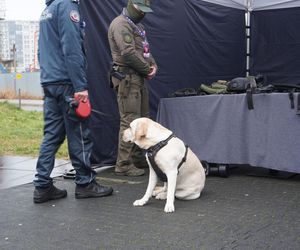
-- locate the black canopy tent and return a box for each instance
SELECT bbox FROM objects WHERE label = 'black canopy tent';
[80,0,300,166]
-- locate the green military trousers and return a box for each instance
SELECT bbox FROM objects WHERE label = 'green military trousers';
[115,73,149,170]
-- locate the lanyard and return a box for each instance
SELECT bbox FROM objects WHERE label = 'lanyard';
[121,8,150,58]
[122,8,146,40]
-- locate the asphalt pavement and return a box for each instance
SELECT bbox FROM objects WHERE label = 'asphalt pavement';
[0,157,299,250]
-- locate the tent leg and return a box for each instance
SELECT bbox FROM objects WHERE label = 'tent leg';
[245,10,251,77]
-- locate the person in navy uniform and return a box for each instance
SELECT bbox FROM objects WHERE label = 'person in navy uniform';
[33,0,113,203]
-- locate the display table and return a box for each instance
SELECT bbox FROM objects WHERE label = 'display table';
[157,93,300,174]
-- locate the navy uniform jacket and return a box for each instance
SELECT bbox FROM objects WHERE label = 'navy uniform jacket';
[38,0,87,92]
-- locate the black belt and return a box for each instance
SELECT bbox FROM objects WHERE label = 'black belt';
[116,66,136,74]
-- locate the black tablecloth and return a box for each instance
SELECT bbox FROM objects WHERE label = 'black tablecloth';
[157,93,300,174]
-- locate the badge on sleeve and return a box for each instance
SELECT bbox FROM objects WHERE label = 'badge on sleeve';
[123,33,133,44]
[70,10,80,23]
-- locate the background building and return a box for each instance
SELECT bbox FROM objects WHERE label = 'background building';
[1,0,40,73]
[0,21,39,73]
[0,0,9,73]
[0,0,5,20]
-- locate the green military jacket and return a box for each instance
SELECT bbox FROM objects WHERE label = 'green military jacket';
[108,14,157,77]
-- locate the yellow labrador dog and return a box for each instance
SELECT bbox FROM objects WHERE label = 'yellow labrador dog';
[123,117,205,213]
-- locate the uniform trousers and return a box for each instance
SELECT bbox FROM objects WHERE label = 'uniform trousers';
[115,73,149,169]
[34,84,96,187]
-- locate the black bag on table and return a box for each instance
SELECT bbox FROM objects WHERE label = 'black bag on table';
[227,77,257,110]
[227,77,255,93]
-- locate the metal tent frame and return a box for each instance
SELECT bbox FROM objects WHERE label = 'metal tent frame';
[202,0,300,76]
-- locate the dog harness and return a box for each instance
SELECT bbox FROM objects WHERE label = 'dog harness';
[146,133,189,182]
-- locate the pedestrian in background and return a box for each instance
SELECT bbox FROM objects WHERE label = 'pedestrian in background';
[33,0,113,203]
[108,0,158,176]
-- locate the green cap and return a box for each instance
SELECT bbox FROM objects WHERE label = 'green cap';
[132,0,153,13]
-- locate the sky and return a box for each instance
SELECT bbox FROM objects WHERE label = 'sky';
[5,0,45,21]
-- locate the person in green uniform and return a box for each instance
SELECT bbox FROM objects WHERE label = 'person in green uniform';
[108,0,158,176]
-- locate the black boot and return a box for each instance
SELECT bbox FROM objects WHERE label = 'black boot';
[33,184,67,203]
[75,180,113,199]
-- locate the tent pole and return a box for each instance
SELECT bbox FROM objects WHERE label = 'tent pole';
[245,10,250,77]
[245,0,253,77]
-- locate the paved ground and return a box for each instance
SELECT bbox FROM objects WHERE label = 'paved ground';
[0,156,72,189]
[0,158,299,250]
[0,99,43,111]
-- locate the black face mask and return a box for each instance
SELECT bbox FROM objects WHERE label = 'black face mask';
[127,0,145,23]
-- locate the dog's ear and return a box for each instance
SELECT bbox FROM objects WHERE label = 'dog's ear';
[134,121,148,141]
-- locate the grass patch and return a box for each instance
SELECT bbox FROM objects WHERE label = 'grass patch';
[0,102,68,158]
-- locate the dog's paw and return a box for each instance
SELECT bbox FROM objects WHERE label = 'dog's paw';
[133,199,147,206]
[164,203,175,213]
[155,192,167,200]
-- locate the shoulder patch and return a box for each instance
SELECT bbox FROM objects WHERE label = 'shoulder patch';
[40,9,53,21]
[70,10,80,23]
[123,33,133,44]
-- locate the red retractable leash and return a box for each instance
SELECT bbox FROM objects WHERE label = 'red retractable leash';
[75,99,92,118]
[69,97,92,119]
[68,97,114,119]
